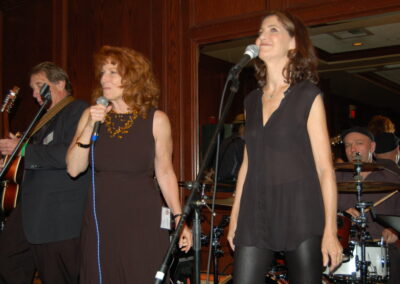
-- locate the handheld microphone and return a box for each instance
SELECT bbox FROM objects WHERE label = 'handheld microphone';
[228,44,259,78]
[91,96,109,142]
[40,84,51,101]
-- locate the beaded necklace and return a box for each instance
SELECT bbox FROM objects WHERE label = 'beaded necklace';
[104,110,138,139]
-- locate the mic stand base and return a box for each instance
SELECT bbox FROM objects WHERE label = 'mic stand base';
[193,201,201,284]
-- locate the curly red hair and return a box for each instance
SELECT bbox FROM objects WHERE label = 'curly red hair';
[92,45,159,119]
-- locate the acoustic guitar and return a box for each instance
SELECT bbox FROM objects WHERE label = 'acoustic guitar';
[1,86,22,215]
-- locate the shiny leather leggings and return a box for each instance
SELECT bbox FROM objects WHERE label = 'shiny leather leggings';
[233,236,322,284]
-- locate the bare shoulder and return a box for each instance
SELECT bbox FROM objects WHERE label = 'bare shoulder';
[153,110,171,127]
[153,110,171,138]
[310,94,324,112]
[76,107,90,124]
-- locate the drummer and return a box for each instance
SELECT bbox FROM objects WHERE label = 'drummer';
[337,126,400,283]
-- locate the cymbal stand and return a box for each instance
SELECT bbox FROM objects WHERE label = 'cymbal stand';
[353,154,372,284]
[207,216,229,284]
[198,195,229,284]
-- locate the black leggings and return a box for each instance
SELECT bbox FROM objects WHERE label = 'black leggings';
[233,236,322,284]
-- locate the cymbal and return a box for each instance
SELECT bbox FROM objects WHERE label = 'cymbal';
[337,181,400,193]
[334,162,385,172]
[205,196,234,207]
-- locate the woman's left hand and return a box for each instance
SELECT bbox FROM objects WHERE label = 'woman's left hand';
[321,231,343,272]
[179,225,193,253]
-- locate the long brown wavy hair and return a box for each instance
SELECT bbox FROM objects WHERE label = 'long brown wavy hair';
[254,11,319,87]
[92,45,159,119]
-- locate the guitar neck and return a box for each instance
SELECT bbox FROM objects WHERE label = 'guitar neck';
[1,86,19,139]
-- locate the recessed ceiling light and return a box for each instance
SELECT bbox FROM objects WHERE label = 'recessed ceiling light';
[352,42,363,46]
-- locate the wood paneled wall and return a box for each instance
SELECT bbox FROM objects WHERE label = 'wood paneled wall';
[1,0,53,132]
[180,0,400,179]
[1,0,400,179]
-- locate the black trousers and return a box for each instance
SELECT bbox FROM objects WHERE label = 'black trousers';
[233,236,322,284]
[0,206,80,284]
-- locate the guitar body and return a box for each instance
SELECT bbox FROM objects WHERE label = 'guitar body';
[3,155,23,183]
[1,155,23,215]
[1,180,19,215]
[1,86,21,216]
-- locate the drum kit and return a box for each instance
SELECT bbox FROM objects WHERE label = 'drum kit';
[325,158,399,284]
[177,156,400,284]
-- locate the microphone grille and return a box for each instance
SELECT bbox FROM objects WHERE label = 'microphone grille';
[96,96,109,106]
[244,44,259,59]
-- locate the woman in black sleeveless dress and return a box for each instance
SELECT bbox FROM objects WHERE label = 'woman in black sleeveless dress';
[66,46,192,283]
[227,11,342,284]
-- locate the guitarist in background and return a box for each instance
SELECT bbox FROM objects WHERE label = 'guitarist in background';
[0,62,89,284]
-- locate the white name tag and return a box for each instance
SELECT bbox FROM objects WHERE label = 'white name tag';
[160,206,171,230]
[43,132,54,145]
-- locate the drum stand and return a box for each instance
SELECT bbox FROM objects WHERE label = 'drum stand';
[195,193,230,284]
[208,216,229,284]
[352,156,373,284]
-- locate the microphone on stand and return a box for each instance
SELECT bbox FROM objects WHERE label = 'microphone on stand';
[228,44,259,79]
[91,96,109,142]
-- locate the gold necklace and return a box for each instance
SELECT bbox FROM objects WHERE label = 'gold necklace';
[104,110,138,139]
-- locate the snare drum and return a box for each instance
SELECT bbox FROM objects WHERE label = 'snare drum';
[336,212,352,251]
[324,240,389,281]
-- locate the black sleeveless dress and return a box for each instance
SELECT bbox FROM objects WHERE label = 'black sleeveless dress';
[234,80,325,251]
[80,109,169,283]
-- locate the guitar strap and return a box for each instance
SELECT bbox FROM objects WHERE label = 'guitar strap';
[28,95,75,138]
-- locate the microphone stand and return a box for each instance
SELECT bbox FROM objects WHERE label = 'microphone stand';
[353,155,372,284]
[154,70,242,284]
[0,93,52,224]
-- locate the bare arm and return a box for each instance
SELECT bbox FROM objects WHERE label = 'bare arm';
[153,110,192,251]
[66,109,91,177]
[153,110,181,215]
[66,104,110,177]
[307,94,342,270]
[227,145,248,251]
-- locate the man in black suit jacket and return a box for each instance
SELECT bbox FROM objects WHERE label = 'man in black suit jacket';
[0,62,89,283]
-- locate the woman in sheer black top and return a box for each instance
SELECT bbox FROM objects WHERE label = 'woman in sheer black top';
[227,11,342,284]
